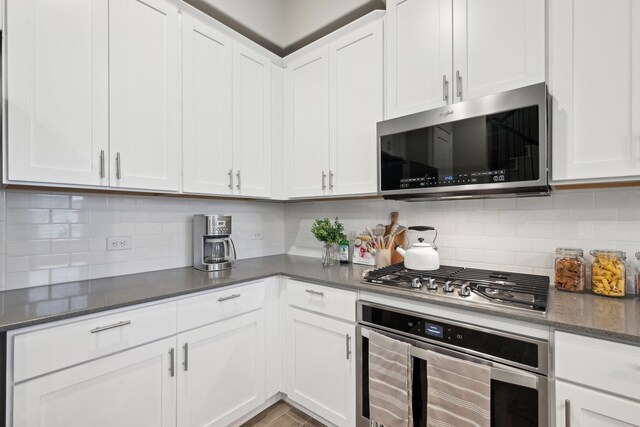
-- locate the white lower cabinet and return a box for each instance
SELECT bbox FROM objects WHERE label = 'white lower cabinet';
[13,337,177,427]
[177,310,266,427]
[284,306,356,427]
[556,381,640,427]
[554,331,640,426]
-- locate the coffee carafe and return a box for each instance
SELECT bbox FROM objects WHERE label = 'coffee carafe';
[193,214,237,271]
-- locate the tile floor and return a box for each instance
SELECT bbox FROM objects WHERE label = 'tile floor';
[240,401,326,426]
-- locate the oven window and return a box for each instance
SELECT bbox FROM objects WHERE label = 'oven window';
[491,380,538,427]
[380,105,540,191]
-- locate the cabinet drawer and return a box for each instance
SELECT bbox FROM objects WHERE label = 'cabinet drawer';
[12,301,177,383]
[286,279,356,322]
[177,281,266,332]
[555,331,640,401]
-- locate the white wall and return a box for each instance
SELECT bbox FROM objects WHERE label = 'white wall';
[200,0,379,49]
[281,0,380,48]
[197,0,286,46]
[285,188,640,281]
[0,190,285,290]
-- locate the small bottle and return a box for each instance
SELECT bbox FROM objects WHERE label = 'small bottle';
[339,237,350,264]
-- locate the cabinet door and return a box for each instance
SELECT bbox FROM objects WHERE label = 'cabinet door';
[453,0,545,102]
[6,0,109,186]
[556,381,640,427]
[386,0,453,118]
[177,310,266,427]
[233,43,272,198]
[329,19,384,196]
[182,13,233,195]
[13,337,177,427]
[285,307,355,427]
[285,47,330,198]
[109,0,180,192]
[550,0,640,182]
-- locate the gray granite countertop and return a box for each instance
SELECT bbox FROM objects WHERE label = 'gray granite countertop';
[1,255,638,344]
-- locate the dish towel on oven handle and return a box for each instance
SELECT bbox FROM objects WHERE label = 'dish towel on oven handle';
[426,350,491,427]
[368,330,413,427]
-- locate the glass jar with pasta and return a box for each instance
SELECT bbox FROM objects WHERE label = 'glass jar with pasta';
[554,248,586,292]
[589,250,625,297]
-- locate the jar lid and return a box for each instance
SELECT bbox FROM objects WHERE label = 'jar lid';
[589,249,624,257]
[555,247,584,256]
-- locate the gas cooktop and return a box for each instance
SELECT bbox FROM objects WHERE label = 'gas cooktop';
[362,263,549,313]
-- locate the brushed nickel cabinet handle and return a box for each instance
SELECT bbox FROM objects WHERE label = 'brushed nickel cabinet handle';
[236,170,241,191]
[456,70,462,99]
[305,289,324,297]
[116,152,122,179]
[228,169,233,190]
[565,399,571,427]
[169,348,175,377]
[183,343,189,371]
[90,320,131,334]
[329,170,334,190]
[346,334,352,360]
[99,150,105,178]
[218,294,241,302]
[443,75,449,102]
[322,171,327,190]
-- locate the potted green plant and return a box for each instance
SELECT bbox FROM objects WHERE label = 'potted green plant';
[310,218,345,266]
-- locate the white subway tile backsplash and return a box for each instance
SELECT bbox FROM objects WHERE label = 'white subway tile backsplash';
[30,254,71,270]
[0,187,638,290]
[7,209,50,224]
[51,209,91,224]
[6,240,51,257]
[51,239,90,254]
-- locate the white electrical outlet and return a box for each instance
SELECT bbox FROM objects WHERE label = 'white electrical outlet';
[107,236,132,251]
[251,230,263,241]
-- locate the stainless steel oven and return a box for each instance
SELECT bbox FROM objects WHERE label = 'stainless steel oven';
[357,301,549,426]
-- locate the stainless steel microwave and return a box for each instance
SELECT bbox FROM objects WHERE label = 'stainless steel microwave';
[377,83,549,201]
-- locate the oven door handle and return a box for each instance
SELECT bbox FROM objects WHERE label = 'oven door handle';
[360,326,541,390]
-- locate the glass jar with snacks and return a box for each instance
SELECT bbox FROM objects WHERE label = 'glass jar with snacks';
[589,250,625,297]
[554,248,586,292]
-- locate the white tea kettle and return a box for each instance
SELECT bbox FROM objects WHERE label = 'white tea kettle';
[395,226,440,271]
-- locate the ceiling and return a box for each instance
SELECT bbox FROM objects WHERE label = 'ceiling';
[183,0,386,57]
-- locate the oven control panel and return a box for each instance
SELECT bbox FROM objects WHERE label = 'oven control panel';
[362,304,540,370]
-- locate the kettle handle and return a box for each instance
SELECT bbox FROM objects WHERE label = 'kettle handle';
[408,226,438,249]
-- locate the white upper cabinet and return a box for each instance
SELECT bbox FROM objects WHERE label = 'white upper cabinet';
[285,13,384,198]
[181,10,272,198]
[386,0,545,117]
[386,0,453,118]
[452,0,545,102]
[550,0,640,183]
[233,42,272,198]
[285,47,331,198]
[182,13,234,195]
[109,0,181,192]
[6,0,109,186]
[329,19,384,196]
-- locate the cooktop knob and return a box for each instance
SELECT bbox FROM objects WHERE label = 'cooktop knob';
[426,278,438,291]
[411,278,422,288]
[458,284,471,297]
[443,280,455,293]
